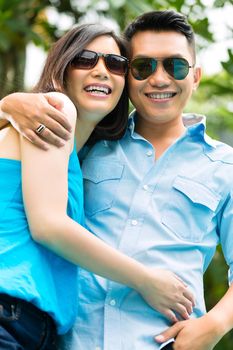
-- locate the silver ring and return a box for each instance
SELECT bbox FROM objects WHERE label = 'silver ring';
[35,124,46,134]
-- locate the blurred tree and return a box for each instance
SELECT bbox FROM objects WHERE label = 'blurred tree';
[0,0,83,98]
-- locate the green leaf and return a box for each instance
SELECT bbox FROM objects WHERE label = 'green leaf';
[109,0,126,9]
[221,49,233,74]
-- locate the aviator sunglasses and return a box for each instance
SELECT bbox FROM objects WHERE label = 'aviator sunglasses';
[71,49,129,76]
[130,57,194,81]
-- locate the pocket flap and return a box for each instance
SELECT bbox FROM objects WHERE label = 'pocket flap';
[82,158,124,184]
[173,176,220,211]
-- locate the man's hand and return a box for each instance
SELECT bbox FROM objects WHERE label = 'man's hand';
[155,315,222,350]
[0,92,72,150]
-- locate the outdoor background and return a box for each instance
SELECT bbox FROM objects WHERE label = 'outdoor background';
[0,0,233,348]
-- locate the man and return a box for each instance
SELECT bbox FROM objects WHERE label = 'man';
[1,10,233,350]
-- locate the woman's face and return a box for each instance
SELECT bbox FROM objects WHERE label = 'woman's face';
[66,35,126,124]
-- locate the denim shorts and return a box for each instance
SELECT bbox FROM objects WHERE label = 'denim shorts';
[0,294,57,350]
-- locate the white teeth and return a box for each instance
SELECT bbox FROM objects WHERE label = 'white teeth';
[147,92,174,99]
[85,85,110,94]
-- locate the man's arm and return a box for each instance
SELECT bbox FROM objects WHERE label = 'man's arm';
[0,99,10,129]
[0,92,72,149]
[155,282,233,350]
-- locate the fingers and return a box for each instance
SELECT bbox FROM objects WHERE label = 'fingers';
[26,118,70,148]
[175,290,194,317]
[173,303,190,320]
[25,127,68,150]
[47,109,72,134]
[155,321,185,344]
[182,300,193,316]
[174,274,195,310]
[174,274,187,287]
[45,93,65,111]
[30,93,73,145]
[183,288,195,307]
[23,114,71,148]
[38,125,66,147]
[45,93,72,133]
[46,115,71,140]
[175,292,194,319]
[31,111,71,144]
[23,130,49,151]
[161,309,178,323]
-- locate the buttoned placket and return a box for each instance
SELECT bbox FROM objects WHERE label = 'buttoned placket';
[103,133,182,350]
[103,141,158,350]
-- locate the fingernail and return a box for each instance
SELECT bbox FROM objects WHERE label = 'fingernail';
[155,335,164,342]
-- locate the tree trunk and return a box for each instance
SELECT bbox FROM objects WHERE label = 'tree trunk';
[0,46,26,99]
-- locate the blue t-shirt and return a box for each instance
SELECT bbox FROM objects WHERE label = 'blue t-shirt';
[0,144,84,334]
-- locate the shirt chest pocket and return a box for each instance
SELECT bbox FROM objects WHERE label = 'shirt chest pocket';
[82,159,124,217]
[161,176,221,242]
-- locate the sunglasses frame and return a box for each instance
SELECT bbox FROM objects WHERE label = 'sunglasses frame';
[130,56,194,81]
[71,49,129,76]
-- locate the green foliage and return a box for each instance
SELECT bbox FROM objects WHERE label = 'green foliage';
[204,247,233,350]
[222,49,233,75]
[0,0,49,96]
[0,0,82,97]
[187,48,233,145]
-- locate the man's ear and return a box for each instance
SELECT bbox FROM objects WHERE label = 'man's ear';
[193,66,202,91]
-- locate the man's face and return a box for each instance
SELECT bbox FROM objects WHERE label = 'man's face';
[128,30,201,127]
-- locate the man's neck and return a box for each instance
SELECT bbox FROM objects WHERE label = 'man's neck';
[135,116,186,159]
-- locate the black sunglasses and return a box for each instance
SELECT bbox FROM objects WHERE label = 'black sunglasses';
[130,57,194,81]
[71,49,129,76]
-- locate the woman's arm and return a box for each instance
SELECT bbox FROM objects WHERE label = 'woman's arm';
[0,92,72,148]
[21,92,195,323]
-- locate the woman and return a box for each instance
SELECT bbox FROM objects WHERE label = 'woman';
[0,24,194,349]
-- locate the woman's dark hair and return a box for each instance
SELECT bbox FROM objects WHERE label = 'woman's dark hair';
[124,10,196,60]
[34,23,129,143]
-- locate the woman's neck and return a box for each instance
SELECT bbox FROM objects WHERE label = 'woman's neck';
[75,117,97,152]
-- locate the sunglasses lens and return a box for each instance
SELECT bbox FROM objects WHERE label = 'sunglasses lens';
[164,58,189,80]
[131,57,191,80]
[71,50,97,69]
[105,54,128,75]
[131,58,156,80]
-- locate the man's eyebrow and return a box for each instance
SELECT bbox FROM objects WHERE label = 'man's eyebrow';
[130,54,189,60]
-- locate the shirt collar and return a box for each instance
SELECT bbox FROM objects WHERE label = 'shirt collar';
[183,113,217,148]
[128,110,137,136]
[127,110,217,149]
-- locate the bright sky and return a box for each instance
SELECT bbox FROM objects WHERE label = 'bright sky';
[25,3,233,88]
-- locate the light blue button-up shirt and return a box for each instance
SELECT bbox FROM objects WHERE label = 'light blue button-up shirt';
[65,112,233,350]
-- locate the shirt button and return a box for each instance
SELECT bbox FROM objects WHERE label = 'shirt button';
[110,299,116,306]
[143,184,149,191]
[131,219,138,226]
[146,150,153,156]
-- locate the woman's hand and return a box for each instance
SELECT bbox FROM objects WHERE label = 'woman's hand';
[0,92,72,150]
[138,268,195,322]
